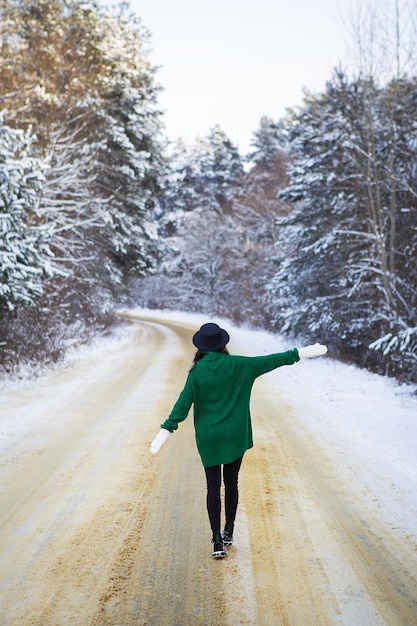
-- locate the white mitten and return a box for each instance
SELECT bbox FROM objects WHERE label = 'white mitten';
[298,343,328,359]
[150,428,171,454]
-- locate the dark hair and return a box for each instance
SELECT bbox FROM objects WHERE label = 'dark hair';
[192,347,229,366]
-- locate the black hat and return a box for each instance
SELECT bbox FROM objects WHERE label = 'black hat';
[192,322,230,351]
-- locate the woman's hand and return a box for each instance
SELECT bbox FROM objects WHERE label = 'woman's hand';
[150,428,171,454]
[298,343,328,359]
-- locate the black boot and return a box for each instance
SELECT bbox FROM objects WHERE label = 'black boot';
[222,522,234,546]
[212,532,226,558]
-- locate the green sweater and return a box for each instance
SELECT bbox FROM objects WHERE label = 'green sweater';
[161,349,300,467]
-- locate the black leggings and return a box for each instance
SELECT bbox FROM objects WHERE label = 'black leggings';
[204,456,243,535]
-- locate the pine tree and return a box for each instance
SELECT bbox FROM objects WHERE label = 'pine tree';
[162,125,244,221]
[0,120,54,309]
[0,0,166,296]
[0,0,166,370]
[268,69,417,379]
[246,115,289,166]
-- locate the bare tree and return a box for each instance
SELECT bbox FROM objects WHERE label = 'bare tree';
[345,0,417,84]
[343,0,417,331]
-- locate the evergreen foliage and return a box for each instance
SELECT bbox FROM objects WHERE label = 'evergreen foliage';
[137,124,291,327]
[0,0,165,372]
[0,119,53,308]
[268,70,417,380]
[161,125,244,220]
[246,115,289,165]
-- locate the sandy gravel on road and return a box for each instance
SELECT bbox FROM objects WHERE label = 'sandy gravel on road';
[0,314,416,625]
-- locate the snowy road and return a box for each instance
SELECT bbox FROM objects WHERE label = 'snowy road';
[0,312,417,625]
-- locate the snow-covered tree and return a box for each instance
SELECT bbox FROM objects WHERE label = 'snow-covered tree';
[0,0,167,370]
[162,125,244,220]
[370,327,417,364]
[163,209,245,306]
[0,0,166,291]
[140,123,292,327]
[84,4,166,286]
[0,119,54,309]
[267,69,417,379]
[246,115,289,166]
[202,125,244,208]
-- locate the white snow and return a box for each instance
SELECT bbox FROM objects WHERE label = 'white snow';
[1,307,417,548]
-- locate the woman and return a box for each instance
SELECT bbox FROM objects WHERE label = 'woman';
[150,322,327,558]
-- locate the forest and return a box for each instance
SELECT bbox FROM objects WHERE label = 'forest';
[0,0,416,384]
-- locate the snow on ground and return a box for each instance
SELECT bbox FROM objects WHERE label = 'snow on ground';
[0,325,138,458]
[1,308,417,547]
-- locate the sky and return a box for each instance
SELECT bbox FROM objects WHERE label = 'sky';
[108,0,361,153]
